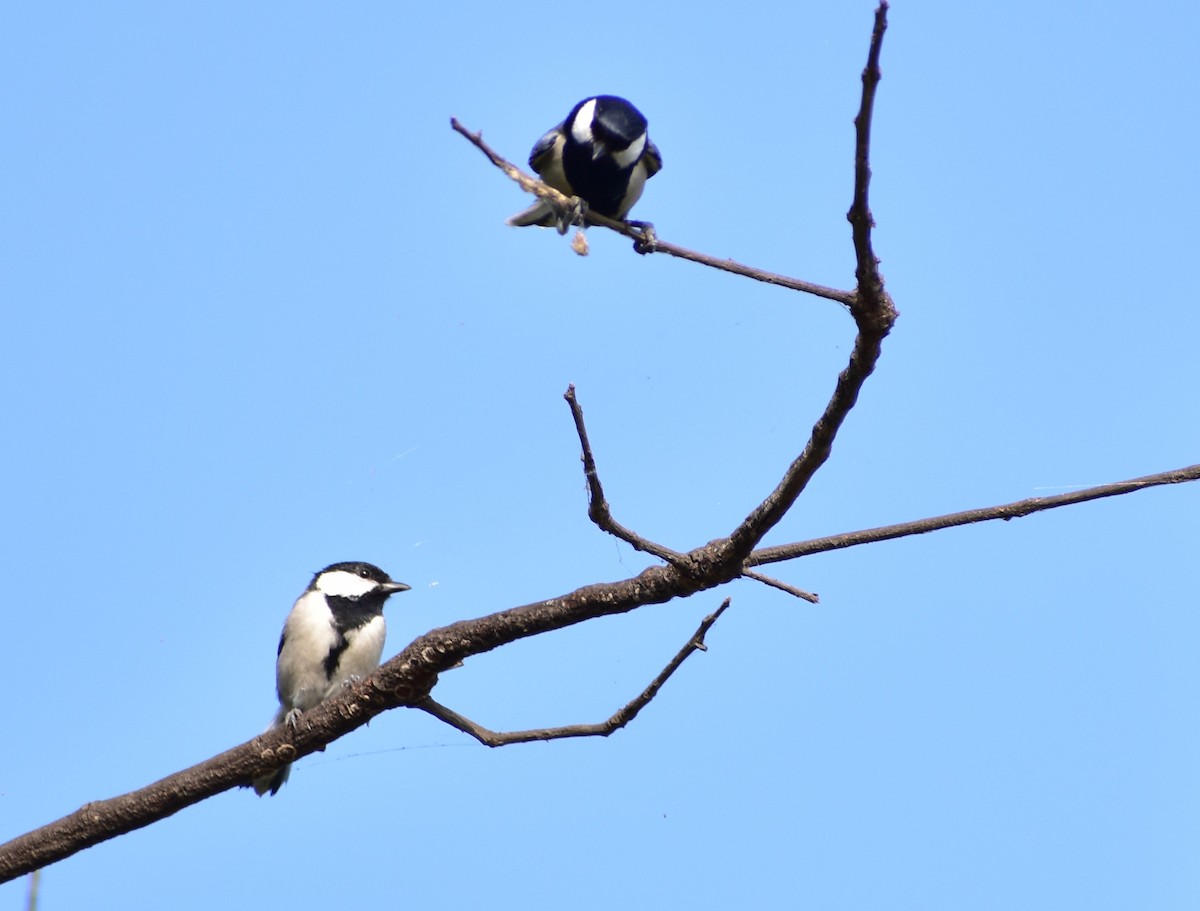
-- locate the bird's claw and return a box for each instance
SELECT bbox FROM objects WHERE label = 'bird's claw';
[553,197,588,235]
[629,220,658,255]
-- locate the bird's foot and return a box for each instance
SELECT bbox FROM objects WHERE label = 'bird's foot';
[554,197,588,235]
[628,220,658,254]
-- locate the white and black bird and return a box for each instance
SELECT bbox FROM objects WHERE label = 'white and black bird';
[252,561,411,796]
[506,95,662,230]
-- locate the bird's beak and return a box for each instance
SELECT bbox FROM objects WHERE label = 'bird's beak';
[383,582,412,595]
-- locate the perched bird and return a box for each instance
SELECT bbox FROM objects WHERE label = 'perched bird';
[252,561,411,796]
[506,95,662,230]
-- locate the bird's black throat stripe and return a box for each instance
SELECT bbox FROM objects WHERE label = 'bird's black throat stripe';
[321,593,387,679]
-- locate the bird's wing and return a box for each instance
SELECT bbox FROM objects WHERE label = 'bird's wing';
[528,123,565,174]
[642,137,663,179]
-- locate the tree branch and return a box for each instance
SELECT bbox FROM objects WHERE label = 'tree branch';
[563,383,683,564]
[722,1,895,563]
[848,0,891,324]
[746,463,1200,566]
[450,118,855,307]
[415,599,731,746]
[8,451,1189,881]
[565,383,821,602]
[739,569,820,603]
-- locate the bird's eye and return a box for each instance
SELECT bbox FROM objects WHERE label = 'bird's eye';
[360,568,370,578]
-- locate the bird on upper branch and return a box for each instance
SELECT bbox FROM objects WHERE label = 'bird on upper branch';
[506,95,662,232]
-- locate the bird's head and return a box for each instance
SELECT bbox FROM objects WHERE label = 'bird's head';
[311,562,411,601]
[569,95,650,167]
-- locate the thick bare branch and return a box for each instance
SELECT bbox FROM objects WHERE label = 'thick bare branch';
[0,547,728,882]
[416,599,731,746]
[9,453,1189,880]
[0,676,391,883]
[747,464,1200,566]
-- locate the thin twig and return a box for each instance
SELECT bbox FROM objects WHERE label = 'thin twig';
[450,118,854,306]
[564,384,684,564]
[747,464,1200,566]
[847,1,892,323]
[416,600,732,746]
[740,569,820,603]
[451,118,577,214]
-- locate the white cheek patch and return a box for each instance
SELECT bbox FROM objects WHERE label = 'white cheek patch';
[316,569,378,599]
[570,98,597,144]
[612,133,646,169]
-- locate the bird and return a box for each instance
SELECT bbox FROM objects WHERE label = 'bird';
[506,95,662,231]
[252,561,411,796]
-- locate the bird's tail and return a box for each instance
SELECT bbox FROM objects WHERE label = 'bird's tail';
[251,706,292,797]
[505,200,557,228]
[252,762,291,797]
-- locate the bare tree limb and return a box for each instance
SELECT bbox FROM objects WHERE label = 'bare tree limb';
[566,384,821,602]
[8,451,1190,882]
[450,118,855,307]
[415,599,732,746]
[746,464,1200,566]
[722,2,896,564]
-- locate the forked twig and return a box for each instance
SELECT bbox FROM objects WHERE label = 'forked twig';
[563,384,683,564]
[564,385,821,602]
[416,600,732,745]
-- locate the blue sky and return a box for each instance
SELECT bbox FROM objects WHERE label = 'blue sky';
[3,1,1198,907]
